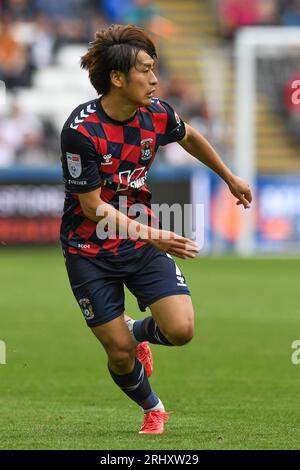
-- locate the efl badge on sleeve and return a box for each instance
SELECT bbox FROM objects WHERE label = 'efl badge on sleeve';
[141,138,153,161]
[67,152,82,178]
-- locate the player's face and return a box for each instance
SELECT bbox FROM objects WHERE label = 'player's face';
[123,50,158,107]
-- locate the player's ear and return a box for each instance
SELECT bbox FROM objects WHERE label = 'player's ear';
[110,70,125,89]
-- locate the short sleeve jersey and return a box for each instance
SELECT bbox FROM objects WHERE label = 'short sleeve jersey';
[60,97,186,258]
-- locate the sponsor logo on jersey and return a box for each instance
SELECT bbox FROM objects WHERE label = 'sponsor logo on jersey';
[78,243,91,249]
[67,152,82,178]
[141,138,153,161]
[118,167,148,190]
[68,179,87,186]
[79,298,94,320]
[102,154,113,165]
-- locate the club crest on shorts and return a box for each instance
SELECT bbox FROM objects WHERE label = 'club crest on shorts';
[140,138,153,161]
[67,152,82,178]
[79,298,94,320]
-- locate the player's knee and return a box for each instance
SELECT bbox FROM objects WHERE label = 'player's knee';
[108,345,135,372]
[167,322,194,346]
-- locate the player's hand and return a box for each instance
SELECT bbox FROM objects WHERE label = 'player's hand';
[147,229,200,259]
[227,175,252,209]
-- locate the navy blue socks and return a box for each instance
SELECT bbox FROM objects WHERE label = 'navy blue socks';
[133,317,173,346]
[108,357,160,411]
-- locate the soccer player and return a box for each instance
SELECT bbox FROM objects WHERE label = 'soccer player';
[60,24,252,434]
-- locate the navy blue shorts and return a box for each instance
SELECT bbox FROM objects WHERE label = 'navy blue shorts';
[64,244,190,327]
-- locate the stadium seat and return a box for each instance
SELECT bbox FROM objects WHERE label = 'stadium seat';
[55,45,88,68]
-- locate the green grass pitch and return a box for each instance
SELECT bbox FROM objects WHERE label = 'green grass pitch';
[0,248,299,450]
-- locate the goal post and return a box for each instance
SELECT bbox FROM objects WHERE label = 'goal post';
[234,27,300,255]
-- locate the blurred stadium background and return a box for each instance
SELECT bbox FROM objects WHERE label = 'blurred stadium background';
[1,0,300,254]
[1,0,300,450]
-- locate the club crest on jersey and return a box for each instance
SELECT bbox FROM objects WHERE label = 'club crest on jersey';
[140,138,153,161]
[67,152,82,178]
[79,298,94,320]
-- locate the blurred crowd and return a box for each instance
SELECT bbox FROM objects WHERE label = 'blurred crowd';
[0,0,300,167]
[0,0,184,167]
[218,0,300,148]
[218,0,300,39]
[0,0,108,90]
[0,0,178,90]
[156,76,232,167]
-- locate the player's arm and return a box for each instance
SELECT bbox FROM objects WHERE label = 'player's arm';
[62,128,198,259]
[78,189,199,259]
[179,123,252,209]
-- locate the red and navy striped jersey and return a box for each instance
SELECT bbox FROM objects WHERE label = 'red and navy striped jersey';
[60,97,186,258]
